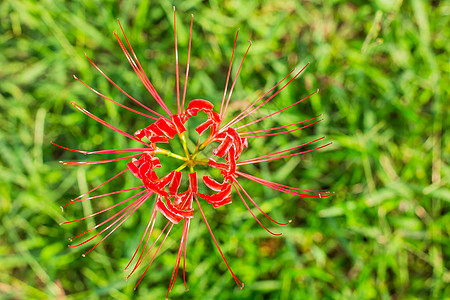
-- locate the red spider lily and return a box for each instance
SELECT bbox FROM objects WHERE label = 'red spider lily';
[55,7,332,297]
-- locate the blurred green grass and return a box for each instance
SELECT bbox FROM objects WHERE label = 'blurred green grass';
[0,0,449,299]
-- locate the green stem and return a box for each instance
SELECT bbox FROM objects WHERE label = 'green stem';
[178,133,191,159]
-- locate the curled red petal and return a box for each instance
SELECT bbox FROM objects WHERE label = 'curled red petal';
[203,175,225,192]
[127,160,140,178]
[138,161,151,179]
[187,99,214,111]
[169,171,182,195]
[147,123,165,136]
[213,134,233,157]
[155,118,178,138]
[189,172,198,193]
[134,129,145,139]
[195,119,213,136]
[144,179,169,197]
[166,197,194,219]
[156,197,183,224]
[158,170,176,188]
[198,183,232,208]
[208,158,228,171]
[149,136,169,143]
[171,114,187,133]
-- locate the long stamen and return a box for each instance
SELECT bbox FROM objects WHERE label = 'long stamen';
[241,119,323,138]
[219,29,240,117]
[222,68,296,129]
[71,102,151,147]
[238,114,322,135]
[115,21,172,116]
[237,171,333,197]
[125,203,158,270]
[194,195,244,289]
[220,41,252,120]
[181,14,194,113]
[80,194,150,257]
[65,168,128,206]
[134,223,174,290]
[239,136,326,164]
[238,142,332,165]
[183,219,190,290]
[83,52,164,119]
[73,75,157,120]
[129,220,172,277]
[167,218,190,297]
[59,153,143,165]
[51,142,154,155]
[61,186,145,211]
[173,7,181,114]
[223,64,309,130]
[233,183,283,236]
[235,89,317,131]
[68,193,149,245]
[234,180,291,225]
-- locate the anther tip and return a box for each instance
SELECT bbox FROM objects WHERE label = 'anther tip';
[316,88,320,93]
[288,219,293,223]
[68,238,72,242]
[249,40,253,45]
[191,14,194,18]
[59,222,63,226]
[73,74,78,80]
[60,206,64,212]
[81,253,86,257]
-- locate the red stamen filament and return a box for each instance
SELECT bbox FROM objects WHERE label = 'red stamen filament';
[234,179,291,225]
[83,52,164,119]
[73,74,158,120]
[219,29,240,118]
[133,223,174,290]
[240,136,326,164]
[222,64,309,131]
[220,41,252,120]
[71,102,151,147]
[51,142,155,155]
[238,142,332,165]
[128,221,172,278]
[235,89,317,131]
[239,114,322,135]
[61,186,145,211]
[222,68,296,130]
[115,21,172,116]
[194,195,244,289]
[59,153,143,165]
[167,218,190,297]
[125,204,158,270]
[181,14,194,113]
[173,7,181,114]
[233,183,283,236]
[69,193,151,253]
[241,119,323,138]
[237,171,332,198]
[67,168,128,204]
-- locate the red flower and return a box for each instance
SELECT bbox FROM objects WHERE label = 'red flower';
[55,8,332,297]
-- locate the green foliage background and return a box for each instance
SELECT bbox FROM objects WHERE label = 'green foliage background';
[0,0,448,299]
